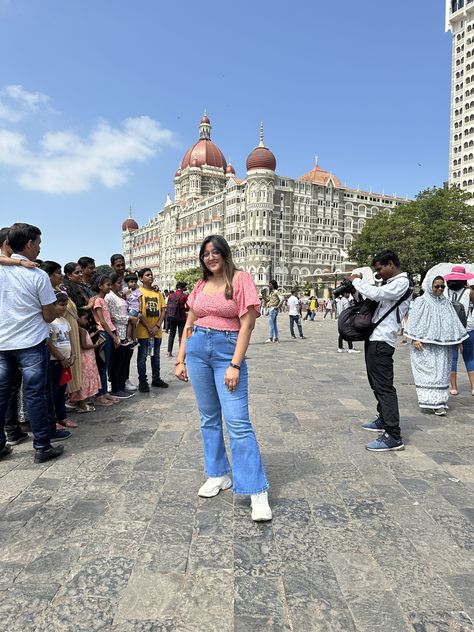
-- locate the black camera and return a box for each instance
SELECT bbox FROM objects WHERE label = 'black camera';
[333,278,355,298]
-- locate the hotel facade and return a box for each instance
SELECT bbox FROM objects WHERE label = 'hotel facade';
[122,115,406,291]
[446,0,474,194]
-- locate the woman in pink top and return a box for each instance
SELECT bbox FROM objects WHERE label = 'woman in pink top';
[175,235,271,522]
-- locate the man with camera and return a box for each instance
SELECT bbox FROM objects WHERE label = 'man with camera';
[349,250,411,452]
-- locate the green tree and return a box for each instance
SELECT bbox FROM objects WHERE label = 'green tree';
[96,264,114,276]
[349,186,474,281]
[175,266,201,290]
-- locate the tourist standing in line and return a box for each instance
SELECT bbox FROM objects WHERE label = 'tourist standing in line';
[288,290,305,339]
[405,275,468,415]
[443,265,474,396]
[265,279,281,343]
[0,223,65,463]
[336,293,360,354]
[136,268,167,392]
[350,250,411,452]
[175,235,271,522]
[105,273,135,399]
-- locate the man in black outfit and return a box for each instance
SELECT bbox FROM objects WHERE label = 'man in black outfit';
[349,250,412,452]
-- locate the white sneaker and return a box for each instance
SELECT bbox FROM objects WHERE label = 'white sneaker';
[348,349,360,354]
[198,475,232,498]
[264,339,273,343]
[337,348,344,353]
[251,491,272,522]
[125,380,137,391]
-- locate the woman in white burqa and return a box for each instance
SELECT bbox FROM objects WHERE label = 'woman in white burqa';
[405,275,468,415]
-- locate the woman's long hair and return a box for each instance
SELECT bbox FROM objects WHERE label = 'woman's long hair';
[199,235,237,299]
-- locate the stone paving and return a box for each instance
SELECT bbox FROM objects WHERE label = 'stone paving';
[0,316,473,631]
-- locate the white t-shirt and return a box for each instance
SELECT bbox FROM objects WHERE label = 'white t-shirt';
[49,317,72,360]
[0,255,56,351]
[287,296,300,316]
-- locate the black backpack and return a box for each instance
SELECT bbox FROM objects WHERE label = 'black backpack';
[338,287,413,342]
[448,289,468,327]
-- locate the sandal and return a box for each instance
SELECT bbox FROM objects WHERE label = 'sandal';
[76,404,95,413]
[57,418,78,428]
[449,389,459,396]
[95,397,113,407]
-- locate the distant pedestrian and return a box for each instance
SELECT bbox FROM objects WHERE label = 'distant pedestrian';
[288,290,305,339]
[265,280,282,343]
[166,282,188,356]
[323,298,334,319]
[405,275,468,415]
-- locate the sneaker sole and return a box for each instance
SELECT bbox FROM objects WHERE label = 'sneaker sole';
[6,436,30,446]
[366,444,405,452]
[252,513,273,522]
[362,427,385,433]
[198,480,232,498]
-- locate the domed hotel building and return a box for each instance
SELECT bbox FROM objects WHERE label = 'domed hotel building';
[122,114,406,291]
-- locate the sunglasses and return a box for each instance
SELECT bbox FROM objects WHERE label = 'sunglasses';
[433,284,446,289]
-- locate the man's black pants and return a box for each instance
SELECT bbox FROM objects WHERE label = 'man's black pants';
[364,341,401,438]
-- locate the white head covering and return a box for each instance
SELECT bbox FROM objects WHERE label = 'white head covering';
[405,274,468,346]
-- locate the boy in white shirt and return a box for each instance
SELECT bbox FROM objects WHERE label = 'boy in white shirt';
[287,290,305,339]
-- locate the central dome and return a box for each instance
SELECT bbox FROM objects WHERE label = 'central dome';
[246,124,276,172]
[180,114,227,171]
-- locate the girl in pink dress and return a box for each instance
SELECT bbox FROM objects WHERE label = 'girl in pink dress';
[69,310,102,411]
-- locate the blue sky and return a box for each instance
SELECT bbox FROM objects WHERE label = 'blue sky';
[0,0,450,265]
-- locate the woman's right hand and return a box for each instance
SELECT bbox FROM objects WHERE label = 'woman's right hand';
[414,340,423,351]
[175,360,188,382]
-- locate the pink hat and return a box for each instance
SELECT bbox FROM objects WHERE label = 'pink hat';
[443,265,474,281]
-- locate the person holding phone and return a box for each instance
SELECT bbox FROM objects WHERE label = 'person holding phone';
[175,235,271,522]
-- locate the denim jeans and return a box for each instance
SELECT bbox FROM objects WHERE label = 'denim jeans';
[0,340,52,450]
[289,315,303,338]
[269,309,279,340]
[451,329,474,372]
[137,337,162,384]
[186,326,269,495]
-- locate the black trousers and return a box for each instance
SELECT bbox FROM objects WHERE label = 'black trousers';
[338,335,353,350]
[167,318,185,354]
[364,340,401,438]
[110,345,132,393]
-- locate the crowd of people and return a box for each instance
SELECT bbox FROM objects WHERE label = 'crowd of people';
[0,223,189,463]
[0,223,472,521]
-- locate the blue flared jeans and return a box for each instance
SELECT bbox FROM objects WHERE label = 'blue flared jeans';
[185,326,269,495]
[269,309,279,340]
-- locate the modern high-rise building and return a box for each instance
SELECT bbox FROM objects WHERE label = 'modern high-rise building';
[446,0,474,193]
[122,114,406,291]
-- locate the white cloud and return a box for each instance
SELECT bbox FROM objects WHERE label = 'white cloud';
[0,116,176,194]
[0,84,52,123]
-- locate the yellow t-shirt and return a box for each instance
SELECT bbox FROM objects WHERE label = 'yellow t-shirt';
[136,288,166,339]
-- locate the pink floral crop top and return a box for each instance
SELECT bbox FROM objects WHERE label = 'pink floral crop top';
[187,271,260,331]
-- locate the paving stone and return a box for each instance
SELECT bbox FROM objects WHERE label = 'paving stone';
[0,319,472,629]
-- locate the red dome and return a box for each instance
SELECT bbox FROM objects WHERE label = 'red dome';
[246,146,276,172]
[122,218,138,232]
[226,163,235,175]
[181,139,227,171]
[201,114,210,124]
[175,167,182,177]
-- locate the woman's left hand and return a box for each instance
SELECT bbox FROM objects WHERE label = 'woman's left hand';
[224,366,240,392]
